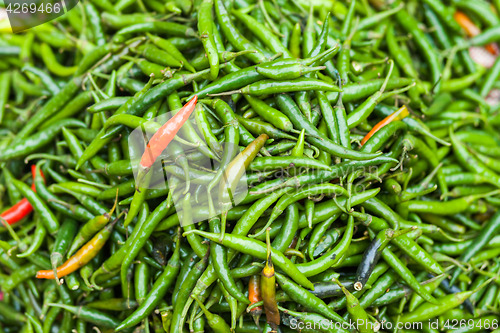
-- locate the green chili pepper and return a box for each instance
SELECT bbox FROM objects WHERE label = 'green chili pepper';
[115,230,181,331]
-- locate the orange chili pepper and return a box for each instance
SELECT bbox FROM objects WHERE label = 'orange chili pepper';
[248,275,263,327]
[36,218,117,279]
[136,95,198,185]
[454,11,480,36]
[361,105,409,146]
[454,11,499,56]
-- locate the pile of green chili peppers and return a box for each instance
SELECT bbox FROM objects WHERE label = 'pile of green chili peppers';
[2,0,500,332]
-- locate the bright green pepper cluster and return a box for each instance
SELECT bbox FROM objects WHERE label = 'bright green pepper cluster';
[2,0,500,332]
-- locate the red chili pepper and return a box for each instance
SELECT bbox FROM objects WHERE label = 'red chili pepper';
[136,95,198,184]
[0,166,45,225]
[454,11,499,56]
[361,105,409,146]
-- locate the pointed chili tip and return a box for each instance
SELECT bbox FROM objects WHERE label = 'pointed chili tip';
[135,166,150,189]
[188,94,198,106]
[115,323,126,332]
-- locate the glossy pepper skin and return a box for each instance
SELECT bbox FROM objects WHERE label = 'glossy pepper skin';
[136,95,198,185]
[36,218,117,279]
[0,165,43,225]
[115,230,181,331]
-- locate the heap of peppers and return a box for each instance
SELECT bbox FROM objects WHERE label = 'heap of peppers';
[2,0,500,332]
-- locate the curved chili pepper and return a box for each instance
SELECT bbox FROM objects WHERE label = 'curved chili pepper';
[47,303,122,328]
[449,210,500,285]
[361,105,409,145]
[0,166,44,225]
[36,217,118,279]
[296,214,354,277]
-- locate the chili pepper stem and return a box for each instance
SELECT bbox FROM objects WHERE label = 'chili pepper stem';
[220,50,257,61]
